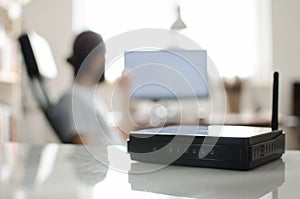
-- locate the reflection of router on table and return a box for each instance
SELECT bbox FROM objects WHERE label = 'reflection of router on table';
[128,72,285,170]
[129,159,284,198]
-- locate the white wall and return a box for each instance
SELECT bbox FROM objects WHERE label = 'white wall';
[272,0,300,114]
[22,0,74,99]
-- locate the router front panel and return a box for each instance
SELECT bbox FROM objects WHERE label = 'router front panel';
[128,125,285,170]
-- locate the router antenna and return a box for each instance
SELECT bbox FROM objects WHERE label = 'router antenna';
[271,72,279,131]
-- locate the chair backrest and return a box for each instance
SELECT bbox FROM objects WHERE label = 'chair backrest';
[18,33,64,142]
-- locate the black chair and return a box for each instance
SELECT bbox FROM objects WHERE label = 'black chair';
[18,32,64,142]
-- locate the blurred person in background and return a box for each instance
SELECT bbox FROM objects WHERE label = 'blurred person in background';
[54,31,132,145]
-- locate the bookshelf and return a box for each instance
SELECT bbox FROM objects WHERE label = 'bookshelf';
[0,0,22,141]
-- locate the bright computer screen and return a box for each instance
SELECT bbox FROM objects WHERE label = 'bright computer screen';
[124,50,209,99]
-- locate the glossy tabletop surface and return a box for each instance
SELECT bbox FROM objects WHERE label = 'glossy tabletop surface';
[0,142,299,199]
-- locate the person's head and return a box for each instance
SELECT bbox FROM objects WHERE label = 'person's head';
[67,31,106,84]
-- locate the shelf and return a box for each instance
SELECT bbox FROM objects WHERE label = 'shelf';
[0,103,12,141]
[0,72,19,83]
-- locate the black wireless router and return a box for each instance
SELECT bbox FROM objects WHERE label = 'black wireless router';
[127,72,285,170]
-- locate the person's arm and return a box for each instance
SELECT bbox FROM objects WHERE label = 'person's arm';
[114,73,136,138]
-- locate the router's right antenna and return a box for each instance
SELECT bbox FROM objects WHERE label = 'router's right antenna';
[271,72,279,131]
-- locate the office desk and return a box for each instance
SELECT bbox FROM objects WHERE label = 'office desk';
[0,142,299,199]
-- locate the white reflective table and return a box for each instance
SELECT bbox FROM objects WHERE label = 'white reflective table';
[0,142,299,199]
